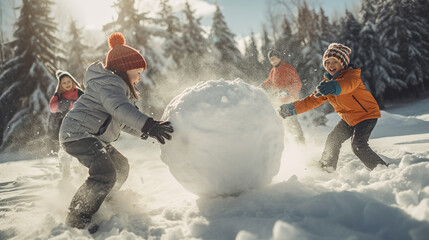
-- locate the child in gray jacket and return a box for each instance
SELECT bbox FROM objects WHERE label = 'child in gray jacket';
[59,32,173,232]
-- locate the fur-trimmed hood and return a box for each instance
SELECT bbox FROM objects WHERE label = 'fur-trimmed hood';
[55,70,82,92]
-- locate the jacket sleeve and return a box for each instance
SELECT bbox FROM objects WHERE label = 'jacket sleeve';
[122,125,144,137]
[293,90,328,114]
[98,78,149,132]
[49,94,59,113]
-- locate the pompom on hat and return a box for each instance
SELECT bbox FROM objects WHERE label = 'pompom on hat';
[105,32,147,72]
[322,43,351,69]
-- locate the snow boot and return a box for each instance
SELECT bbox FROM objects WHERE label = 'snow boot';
[88,223,99,234]
[65,212,92,230]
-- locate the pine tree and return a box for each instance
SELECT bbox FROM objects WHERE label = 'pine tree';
[374,0,407,100]
[414,0,429,91]
[317,7,332,51]
[157,0,184,67]
[295,4,321,96]
[181,1,209,78]
[295,1,314,46]
[359,0,403,108]
[182,1,209,59]
[275,16,300,67]
[294,4,328,125]
[338,11,362,67]
[243,32,265,84]
[66,20,87,86]
[377,0,428,98]
[0,0,58,153]
[209,4,242,65]
[260,25,273,72]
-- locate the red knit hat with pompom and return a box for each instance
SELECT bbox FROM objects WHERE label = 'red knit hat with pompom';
[105,32,147,72]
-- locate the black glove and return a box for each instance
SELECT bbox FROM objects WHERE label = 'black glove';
[141,118,174,144]
[58,99,70,112]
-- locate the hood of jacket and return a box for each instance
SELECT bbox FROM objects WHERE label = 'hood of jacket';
[84,62,119,88]
[55,69,82,92]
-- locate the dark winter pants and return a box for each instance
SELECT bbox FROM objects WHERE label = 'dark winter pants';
[62,138,129,229]
[320,119,387,171]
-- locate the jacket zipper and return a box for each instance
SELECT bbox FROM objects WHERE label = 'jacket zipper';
[352,95,368,112]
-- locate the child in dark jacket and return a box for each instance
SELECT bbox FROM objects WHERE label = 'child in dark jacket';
[279,43,388,172]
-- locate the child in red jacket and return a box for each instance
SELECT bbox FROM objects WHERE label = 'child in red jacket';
[48,70,83,175]
[49,70,84,117]
[263,50,305,144]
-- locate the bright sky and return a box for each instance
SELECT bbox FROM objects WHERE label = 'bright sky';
[53,0,359,35]
[202,0,360,36]
[1,0,359,45]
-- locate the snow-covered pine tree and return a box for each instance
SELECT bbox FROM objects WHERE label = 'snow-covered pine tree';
[373,0,407,101]
[414,0,429,92]
[378,0,427,98]
[208,4,244,79]
[359,0,402,108]
[275,16,300,68]
[338,11,362,67]
[0,0,58,153]
[0,7,4,69]
[313,7,335,115]
[317,7,332,52]
[295,4,321,96]
[209,4,242,66]
[358,0,378,90]
[294,4,328,126]
[182,1,208,57]
[181,1,209,78]
[260,25,273,72]
[243,32,265,85]
[66,20,87,87]
[157,0,184,68]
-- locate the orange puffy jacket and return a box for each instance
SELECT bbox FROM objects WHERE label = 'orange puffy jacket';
[263,61,302,103]
[293,68,380,126]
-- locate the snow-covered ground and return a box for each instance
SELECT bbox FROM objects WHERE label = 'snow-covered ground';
[1,96,429,240]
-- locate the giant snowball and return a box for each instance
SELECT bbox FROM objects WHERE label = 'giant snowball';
[160,79,284,197]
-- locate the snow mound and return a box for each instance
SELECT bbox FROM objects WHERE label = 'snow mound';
[160,79,284,197]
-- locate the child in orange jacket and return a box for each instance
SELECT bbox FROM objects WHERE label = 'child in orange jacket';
[279,43,388,172]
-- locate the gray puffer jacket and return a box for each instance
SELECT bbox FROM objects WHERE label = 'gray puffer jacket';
[59,62,149,144]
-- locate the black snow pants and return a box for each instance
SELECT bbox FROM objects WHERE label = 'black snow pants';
[320,118,387,171]
[62,137,130,229]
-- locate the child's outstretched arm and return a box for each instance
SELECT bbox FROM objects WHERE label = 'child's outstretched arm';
[279,90,327,118]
